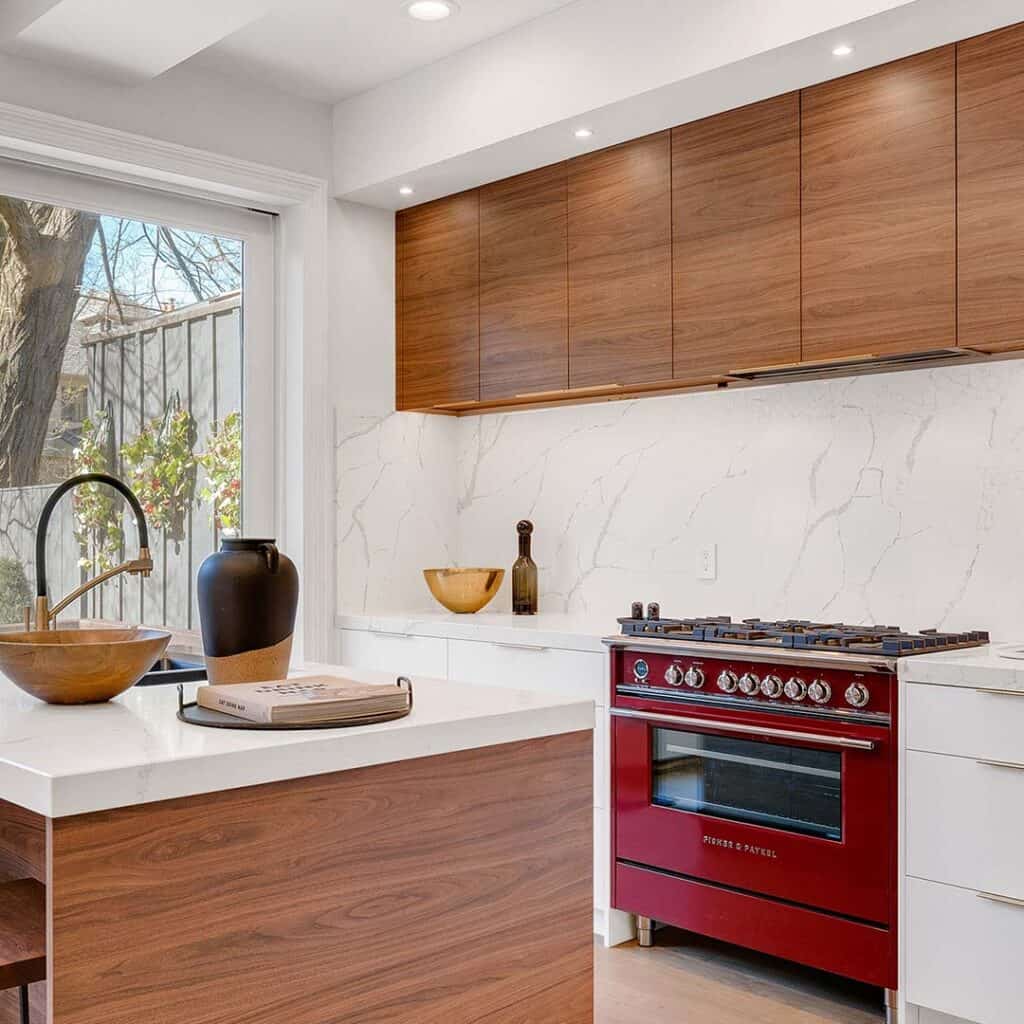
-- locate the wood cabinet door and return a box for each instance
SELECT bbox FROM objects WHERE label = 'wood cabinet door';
[396,192,479,409]
[802,48,956,361]
[568,133,672,388]
[480,163,568,401]
[672,93,801,379]
[958,23,1024,352]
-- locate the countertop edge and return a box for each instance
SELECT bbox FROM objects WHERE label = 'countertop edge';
[897,643,1024,691]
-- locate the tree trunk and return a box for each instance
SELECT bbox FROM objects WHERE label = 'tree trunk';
[0,200,98,487]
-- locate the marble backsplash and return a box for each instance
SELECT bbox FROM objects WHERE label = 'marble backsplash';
[337,359,1024,640]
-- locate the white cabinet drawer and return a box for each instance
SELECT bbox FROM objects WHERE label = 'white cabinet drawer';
[447,639,606,703]
[907,750,1024,901]
[906,682,1024,761]
[908,876,1024,1024]
[337,628,447,679]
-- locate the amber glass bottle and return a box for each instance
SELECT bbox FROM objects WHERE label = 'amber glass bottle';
[512,520,538,615]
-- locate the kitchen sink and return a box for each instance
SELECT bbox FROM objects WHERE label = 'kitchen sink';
[136,656,207,686]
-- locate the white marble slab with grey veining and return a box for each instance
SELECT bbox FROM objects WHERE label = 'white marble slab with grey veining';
[899,643,1024,691]
[0,662,594,818]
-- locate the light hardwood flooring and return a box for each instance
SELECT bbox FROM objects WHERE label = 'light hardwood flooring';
[595,928,884,1023]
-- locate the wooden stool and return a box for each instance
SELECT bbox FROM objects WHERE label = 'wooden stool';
[0,880,45,1024]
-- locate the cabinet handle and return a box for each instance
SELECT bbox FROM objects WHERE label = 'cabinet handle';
[975,687,1024,697]
[976,758,1024,771]
[372,631,413,640]
[976,890,1024,909]
[499,643,550,653]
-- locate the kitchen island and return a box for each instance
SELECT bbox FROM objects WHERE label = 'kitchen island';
[0,665,595,1024]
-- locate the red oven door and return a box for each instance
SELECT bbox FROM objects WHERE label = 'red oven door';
[613,703,892,924]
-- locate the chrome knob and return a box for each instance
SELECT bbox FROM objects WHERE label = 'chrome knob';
[717,670,738,693]
[684,667,705,689]
[664,664,684,687]
[845,682,870,708]
[808,679,832,704]
[784,677,807,701]
[760,675,784,699]
[738,672,760,695]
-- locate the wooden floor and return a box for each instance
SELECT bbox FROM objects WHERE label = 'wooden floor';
[595,928,884,1024]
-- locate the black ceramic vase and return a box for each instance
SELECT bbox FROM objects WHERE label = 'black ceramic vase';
[197,538,299,684]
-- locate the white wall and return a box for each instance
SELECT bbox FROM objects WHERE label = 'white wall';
[0,50,331,180]
[337,355,1024,641]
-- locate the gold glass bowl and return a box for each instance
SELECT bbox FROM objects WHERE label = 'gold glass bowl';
[423,568,504,614]
[0,628,171,704]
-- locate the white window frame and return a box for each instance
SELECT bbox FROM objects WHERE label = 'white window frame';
[0,103,330,661]
[0,158,277,536]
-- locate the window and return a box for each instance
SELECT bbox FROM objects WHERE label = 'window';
[0,159,274,631]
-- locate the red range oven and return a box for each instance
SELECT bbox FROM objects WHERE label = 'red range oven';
[609,631,902,993]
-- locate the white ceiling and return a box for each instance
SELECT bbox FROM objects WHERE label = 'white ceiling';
[0,0,581,101]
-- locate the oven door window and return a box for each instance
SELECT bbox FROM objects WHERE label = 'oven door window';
[651,728,842,841]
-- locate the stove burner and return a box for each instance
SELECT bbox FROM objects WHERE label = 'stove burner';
[617,613,988,656]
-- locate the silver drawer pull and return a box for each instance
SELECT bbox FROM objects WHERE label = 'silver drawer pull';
[610,707,876,750]
[977,890,1024,909]
[976,758,1024,771]
[371,631,413,640]
[976,687,1024,697]
[500,643,550,653]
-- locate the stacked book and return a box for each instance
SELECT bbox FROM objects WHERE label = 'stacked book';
[197,676,410,725]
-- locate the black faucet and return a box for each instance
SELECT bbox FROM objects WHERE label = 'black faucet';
[31,473,153,630]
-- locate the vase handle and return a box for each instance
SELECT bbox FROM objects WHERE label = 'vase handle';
[259,542,280,574]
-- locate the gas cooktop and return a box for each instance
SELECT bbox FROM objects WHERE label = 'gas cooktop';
[617,606,989,657]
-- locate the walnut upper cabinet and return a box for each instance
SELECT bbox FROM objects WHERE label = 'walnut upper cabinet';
[958,23,1024,353]
[567,133,673,389]
[479,163,569,401]
[801,47,957,362]
[396,192,480,410]
[672,93,801,379]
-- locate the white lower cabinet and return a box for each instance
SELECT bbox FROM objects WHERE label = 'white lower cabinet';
[903,680,1024,1024]
[907,877,1020,1024]
[336,626,618,941]
[337,628,447,678]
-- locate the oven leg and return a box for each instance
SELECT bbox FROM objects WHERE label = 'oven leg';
[636,916,654,948]
[884,988,898,1024]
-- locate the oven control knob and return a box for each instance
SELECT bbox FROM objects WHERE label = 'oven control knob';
[845,682,870,708]
[683,667,705,689]
[633,659,650,682]
[664,664,684,687]
[717,670,739,693]
[760,675,784,698]
[784,677,807,701]
[808,679,832,704]
[738,672,760,695]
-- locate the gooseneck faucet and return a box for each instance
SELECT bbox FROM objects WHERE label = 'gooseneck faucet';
[31,473,153,631]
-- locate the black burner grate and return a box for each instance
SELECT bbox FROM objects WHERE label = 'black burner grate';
[616,613,989,656]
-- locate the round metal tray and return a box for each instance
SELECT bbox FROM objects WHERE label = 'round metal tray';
[175,677,413,730]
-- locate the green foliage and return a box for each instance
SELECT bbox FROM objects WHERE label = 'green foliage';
[71,409,124,573]
[0,558,31,625]
[197,411,241,534]
[121,400,197,544]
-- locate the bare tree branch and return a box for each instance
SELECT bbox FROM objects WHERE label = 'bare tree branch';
[97,222,125,324]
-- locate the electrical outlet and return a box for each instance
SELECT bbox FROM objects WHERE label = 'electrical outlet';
[697,544,717,581]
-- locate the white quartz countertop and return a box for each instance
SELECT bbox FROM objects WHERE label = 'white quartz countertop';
[336,610,612,653]
[0,662,594,818]
[898,642,1024,690]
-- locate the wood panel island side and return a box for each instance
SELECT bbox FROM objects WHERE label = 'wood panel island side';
[0,667,595,1024]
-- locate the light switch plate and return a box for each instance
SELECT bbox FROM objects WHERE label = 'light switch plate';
[697,544,717,581]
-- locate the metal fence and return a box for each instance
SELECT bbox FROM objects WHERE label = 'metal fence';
[0,294,242,630]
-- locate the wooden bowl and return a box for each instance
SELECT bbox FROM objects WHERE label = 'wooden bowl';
[0,628,171,704]
[423,568,505,614]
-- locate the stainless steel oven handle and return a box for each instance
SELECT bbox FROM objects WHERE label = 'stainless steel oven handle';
[610,707,876,750]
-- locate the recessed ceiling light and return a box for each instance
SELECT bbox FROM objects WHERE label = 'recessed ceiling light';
[404,0,459,21]
[832,44,854,57]
[574,127,594,139]
[399,185,414,196]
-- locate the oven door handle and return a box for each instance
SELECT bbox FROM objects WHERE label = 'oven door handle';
[610,707,877,750]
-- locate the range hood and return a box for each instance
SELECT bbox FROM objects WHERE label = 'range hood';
[726,347,978,383]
